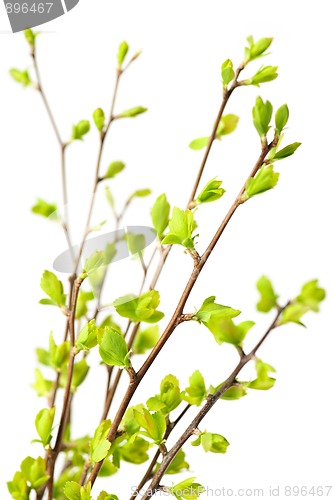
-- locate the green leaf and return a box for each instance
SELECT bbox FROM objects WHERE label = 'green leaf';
[189,137,210,150]
[76,320,99,351]
[90,420,111,463]
[208,319,255,345]
[71,120,90,141]
[182,370,206,406]
[105,186,115,209]
[71,359,90,390]
[117,41,129,67]
[114,290,164,324]
[32,369,53,397]
[126,232,146,256]
[243,165,279,200]
[81,251,106,279]
[35,407,56,447]
[170,477,205,500]
[104,161,125,179]
[10,68,32,87]
[147,374,181,414]
[7,471,30,500]
[197,178,225,204]
[24,28,39,47]
[151,194,170,239]
[64,481,92,500]
[245,36,273,62]
[40,270,66,307]
[275,104,289,133]
[252,96,273,137]
[273,142,301,160]
[133,408,166,443]
[248,359,276,390]
[119,436,150,464]
[195,296,240,325]
[98,492,119,500]
[221,59,235,86]
[165,449,190,474]
[118,107,147,118]
[36,347,51,367]
[248,66,278,86]
[20,456,49,490]
[93,108,105,131]
[297,280,326,312]
[122,404,145,436]
[49,334,70,371]
[132,325,159,354]
[130,188,152,198]
[256,275,278,312]
[220,383,247,400]
[98,327,130,367]
[198,432,230,454]
[162,207,196,249]
[216,114,239,137]
[31,199,58,220]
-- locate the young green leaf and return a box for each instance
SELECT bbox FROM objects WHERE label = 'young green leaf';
[151,194,170,239]
[147,374,181,414]
[195,297,242,344]
[20,456,49,491]
[98,327,131,368]
[196,178,225,204]
[273,142,301,160]
[118,107,147,118]
[133,408,166,444]
[7,471,30,500]
[130,188,152,198]
[32,369,53,397]
[169,477,205,500]
[71,359,90,390]
[75,290,95,319]
[216,114,239,137]
[193,432,230,454]
[64,481,92,500]
[24,28,39,47]
[126,232,146,256]
[165,449,190,475]
[10,68,32,87]
[195,296,240,324]
[40,270,66,307]
[93,108,105,131]
[132,325,159,354]
[248,359,276,390]
[162,207,196,249]
[117,41,129,67]
[76,320,99,351]
[31,199,58,220]
[35,407,56,447]
[275,104,289,133]
[98,492,119,500]
[90,420,112,463]
[71,120,90,141]
[297,280,326,312]
[104,161,125,179]
[252,96,273,137]
[119,437,150,464]
[247,66,278,86]
[114,290,164,324]
[256,275,279,312]
[243,165,279,200]
[182,370,206,406]
[189,137,210,150]
[245,36,273,62]
[81,251,106,279]
[221,59,235,86]
[208,318,255,345]
[49,334,70,371]
[220,383,247,400]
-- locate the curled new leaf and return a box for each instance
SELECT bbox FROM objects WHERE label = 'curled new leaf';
[275,104,289,134]
[76,320,99,351]
[10,68,32,87]
[252,96,273,137]
[133,408,166,444]
[93,108,105,131]
[104,161,126,179]
[162,207,196,249]
[40,270,66,307]
[151,194,170,239]
[31,199,58,220]
[71,120,90,141]
[247,66,278,86]
[216,114,239,137]
[243,165,279,200]
[245,36,273,62]
[147,374,181,414]
[118,107,147,118]
[20,456,49,491]
[90,420,112,463]
[256,275,279,312]
[192,432,229,454]
[196,178,225,204]
[114,290,164,323]
[98,327,131,368]
[168,477,205,500]
[273,142,301,160]
[117,41,129,67]
[221,59,235,86]
[35,407,56,447]
[182,370,206,406]
[64,481,92,500]
[24,28,39,47]
[247,359,276,390]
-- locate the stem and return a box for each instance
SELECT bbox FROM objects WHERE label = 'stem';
[141,306,287,499]
[86,141,273,487]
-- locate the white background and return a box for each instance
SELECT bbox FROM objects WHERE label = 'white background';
[0,0,332,498]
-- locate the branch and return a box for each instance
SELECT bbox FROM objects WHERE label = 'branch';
[140,305,288,499]
[86,140,274,487]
